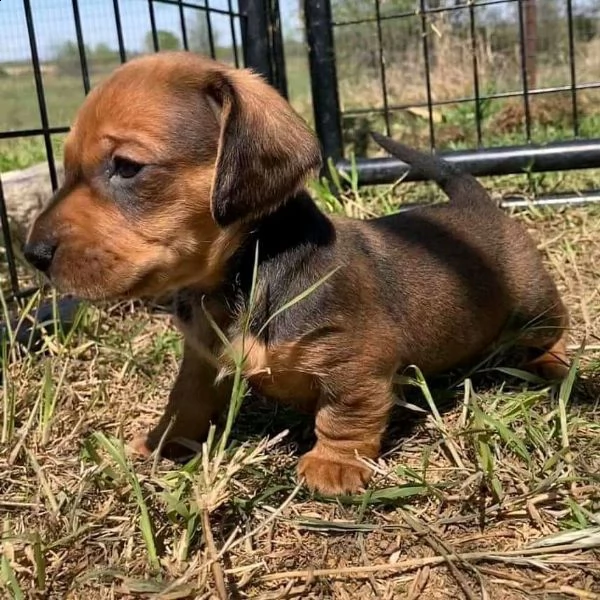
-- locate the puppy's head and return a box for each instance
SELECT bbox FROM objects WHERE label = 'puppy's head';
[24,52,321,300]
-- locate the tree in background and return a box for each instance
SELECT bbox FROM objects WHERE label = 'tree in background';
[187,11,220,56]
[54,41,82,76]
[327,0,599,81]
[144,30,181,53]
[93,43,118,64]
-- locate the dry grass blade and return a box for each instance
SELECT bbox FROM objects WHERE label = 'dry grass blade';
[216,479,302,559]
[25,449,59,517]
[400,510,478,600]
[526,525,600,549]
[256,541,600,583]
[555,586,600,600]
[7,387,42,465]
[406,566,430,600]
[397,366,466,470]
[92,432,159,571]
[200,508,227,600]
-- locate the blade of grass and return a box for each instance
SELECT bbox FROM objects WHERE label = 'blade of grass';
[318,483,432,506]
[0,554,24,600]
[40,359,69,445]
[255,266,341,339]
[214,241,261,456]
[405,366,466,470]
[241,241,260,344]
[467,392,503,501]
[8,386,43,465]
[32,532,46,593]
[1,340,16,443]
[256,540,600,583]
[556,344,583,470]
[92,432,159,570]
[26,449,59,517]
[488,366,547,385]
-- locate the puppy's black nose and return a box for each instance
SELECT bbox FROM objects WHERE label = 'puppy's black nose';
[23,240,57,273]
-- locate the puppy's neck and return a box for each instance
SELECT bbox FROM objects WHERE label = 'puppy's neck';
[227,190,335,295]
[173,191,334,324]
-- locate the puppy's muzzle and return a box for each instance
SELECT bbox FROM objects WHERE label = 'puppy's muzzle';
[23,238,58,273]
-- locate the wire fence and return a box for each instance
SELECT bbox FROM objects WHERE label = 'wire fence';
[305,0,600,191]
[0,0,285,303]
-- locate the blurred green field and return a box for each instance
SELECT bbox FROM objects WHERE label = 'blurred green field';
[0,52,313,174]
[0,71,98,172]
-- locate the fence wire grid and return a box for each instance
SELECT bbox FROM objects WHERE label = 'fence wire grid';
[0,0,283,302]
[305,0,600,188]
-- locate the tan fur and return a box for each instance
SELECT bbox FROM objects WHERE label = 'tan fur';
[25,52,316,300]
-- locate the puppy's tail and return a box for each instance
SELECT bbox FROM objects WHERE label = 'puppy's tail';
[370,131,491,206]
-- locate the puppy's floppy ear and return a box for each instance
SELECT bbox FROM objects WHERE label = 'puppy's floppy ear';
[206,69,321,226]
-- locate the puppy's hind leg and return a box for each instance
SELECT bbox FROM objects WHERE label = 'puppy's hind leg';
[513,293,570,382]
[524,334,570,380]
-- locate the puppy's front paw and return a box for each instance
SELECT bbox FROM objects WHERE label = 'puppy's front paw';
[129,435,153,458]
[297,447,372,496]
[128,433,198,462]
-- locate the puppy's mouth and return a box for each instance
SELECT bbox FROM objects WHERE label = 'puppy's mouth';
[47,259,159,303]
[42,238,211,302]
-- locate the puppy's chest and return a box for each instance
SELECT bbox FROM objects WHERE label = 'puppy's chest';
[173,291,321,411]
[222,331,321,410]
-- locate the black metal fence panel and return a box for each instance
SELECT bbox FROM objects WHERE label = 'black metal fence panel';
[304,0,600,187]
[3,0,600,306]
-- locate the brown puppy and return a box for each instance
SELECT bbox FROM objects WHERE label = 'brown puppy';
[24,52,569,496]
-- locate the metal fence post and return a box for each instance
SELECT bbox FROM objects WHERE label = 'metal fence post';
[0,180,20,300]
[239,0,288,98]
[268,0,288,99]
[304,0,343,167]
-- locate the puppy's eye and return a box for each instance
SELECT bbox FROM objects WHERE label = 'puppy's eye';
[112,156,144,179]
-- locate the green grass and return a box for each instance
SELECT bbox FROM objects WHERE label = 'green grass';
[0,72,98,173]
[0,56,314,174]
[0,174,599,598]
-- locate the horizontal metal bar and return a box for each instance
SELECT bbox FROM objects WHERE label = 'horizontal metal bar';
[500,190,600,208]
[342,82,600,119]
[338,139,600,186]
[388,189,600,214]
[333,0,518,28]
[152,0,241,18]
[0,126,70,140]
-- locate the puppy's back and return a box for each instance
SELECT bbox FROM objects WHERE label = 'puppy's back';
[356,135,566,366]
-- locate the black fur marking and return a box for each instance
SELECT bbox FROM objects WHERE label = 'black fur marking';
[219,191,338,343]
[173,290,195,324]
